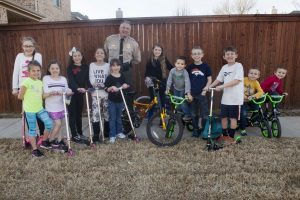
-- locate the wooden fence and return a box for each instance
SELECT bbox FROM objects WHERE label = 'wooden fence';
[0,14,300,113]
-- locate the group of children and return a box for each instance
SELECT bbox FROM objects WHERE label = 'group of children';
[149,45,287,140]
[12,37,288,158]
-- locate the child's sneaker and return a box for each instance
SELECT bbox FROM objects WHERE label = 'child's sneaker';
[109,137,116,144]
[182,115,192,121]
[192,129,200,137]
[32,149,44,158]
[117,133,126,139]
[40,140,52,149]
[240,129,247,136]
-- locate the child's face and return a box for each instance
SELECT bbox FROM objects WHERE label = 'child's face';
[111,63,121,73]
[275,68,287,79]
[153,46,162,58]
[22,40,35,57]
[191,49,204,63]
[248,69,260,81]
[223,51,238,64]
[175,59,186,70]
[49,64,60,77]
[72,51,83,65]
[29,66,41,80]
[95,49,105,62]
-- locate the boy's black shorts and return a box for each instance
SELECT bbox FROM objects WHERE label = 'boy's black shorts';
[220,104,240,119]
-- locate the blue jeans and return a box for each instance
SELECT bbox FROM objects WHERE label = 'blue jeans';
[174,89,191,117]
[108,100,124,137]
[240,102,259,130]
[25,109,53,137]
[190,94,209,130]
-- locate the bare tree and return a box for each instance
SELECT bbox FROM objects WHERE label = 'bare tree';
[214,0,257,15]
[214,0,233,14]
[175,0,191,16]
[235,0,256,14]
[293,0,300,9]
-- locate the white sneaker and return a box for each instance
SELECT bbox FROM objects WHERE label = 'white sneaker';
[109,137,116,144]
[117,133,126,139]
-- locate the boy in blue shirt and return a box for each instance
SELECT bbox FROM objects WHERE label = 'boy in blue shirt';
[187,47,212,137]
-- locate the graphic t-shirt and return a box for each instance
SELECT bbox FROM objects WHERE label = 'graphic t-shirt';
[22,78,43,112]
[216,62,244,105]
[89,62,109,97]
[187,62,212,96]
[43,75,70,112]
[12,53,42,89]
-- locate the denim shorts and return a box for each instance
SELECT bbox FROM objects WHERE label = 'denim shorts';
[48,110,65,120]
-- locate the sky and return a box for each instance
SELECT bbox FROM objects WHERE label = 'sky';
[71,0,299,19]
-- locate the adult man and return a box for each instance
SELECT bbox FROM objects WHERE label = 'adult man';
[104,21,141,86]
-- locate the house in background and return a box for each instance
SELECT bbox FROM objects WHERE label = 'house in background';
[0,0,71,24]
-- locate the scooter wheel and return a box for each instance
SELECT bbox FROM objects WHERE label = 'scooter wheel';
[91,143,96,149]
[133,136,141,143]
[67,149,75,157]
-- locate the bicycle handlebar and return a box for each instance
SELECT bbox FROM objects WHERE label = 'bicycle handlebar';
[167,93,188,105]
[267,94,285,104]
[250,93,268,105]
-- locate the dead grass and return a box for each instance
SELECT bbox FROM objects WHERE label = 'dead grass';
[0,137,299,200]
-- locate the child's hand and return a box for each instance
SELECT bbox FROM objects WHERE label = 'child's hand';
[201,90,207,96]
[77,88,86,93]
[248,95,254,101]
[187,93,193,101]
[283,92,288,96]
[203,86,209,92]
[215,85,223,91]
[12,89,18,96]
[121,83,129,89]
[165,89,170,95]
[110,86,118,92]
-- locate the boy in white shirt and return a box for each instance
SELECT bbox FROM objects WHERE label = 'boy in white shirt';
[209,46,244,139]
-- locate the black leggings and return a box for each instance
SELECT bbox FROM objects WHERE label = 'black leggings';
[68,93,84,137]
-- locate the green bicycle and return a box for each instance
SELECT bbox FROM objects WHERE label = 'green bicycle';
[146,93,187,146]
[244,94,272,138]
[265,94,285,138]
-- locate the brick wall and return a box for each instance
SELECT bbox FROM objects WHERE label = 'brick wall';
[7,0,71,21]
[38,0,71,21]
[0,6,8,23]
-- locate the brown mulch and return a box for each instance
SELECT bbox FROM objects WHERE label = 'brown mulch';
[0,137,299,200]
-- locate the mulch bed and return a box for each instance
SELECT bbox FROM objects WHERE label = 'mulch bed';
[0,137,299,200]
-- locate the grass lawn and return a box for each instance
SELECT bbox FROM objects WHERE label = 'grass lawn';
[0,137,299,200]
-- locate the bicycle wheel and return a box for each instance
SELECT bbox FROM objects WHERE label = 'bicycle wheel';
[271,117,281,138]
[147,111,183,146]
[260,119,272,138]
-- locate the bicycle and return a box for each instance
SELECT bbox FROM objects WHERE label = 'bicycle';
[242,93,272,138]
[265,94,285,138]
[121,77,163,136]
[146,92,185,146]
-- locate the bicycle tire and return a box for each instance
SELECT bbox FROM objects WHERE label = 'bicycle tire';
[260,119,272,138]
[271,117,281,138]
[147,111,183,146]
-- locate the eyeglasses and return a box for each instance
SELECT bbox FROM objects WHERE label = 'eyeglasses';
[23,45,34,48]
[192,53,202,56]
